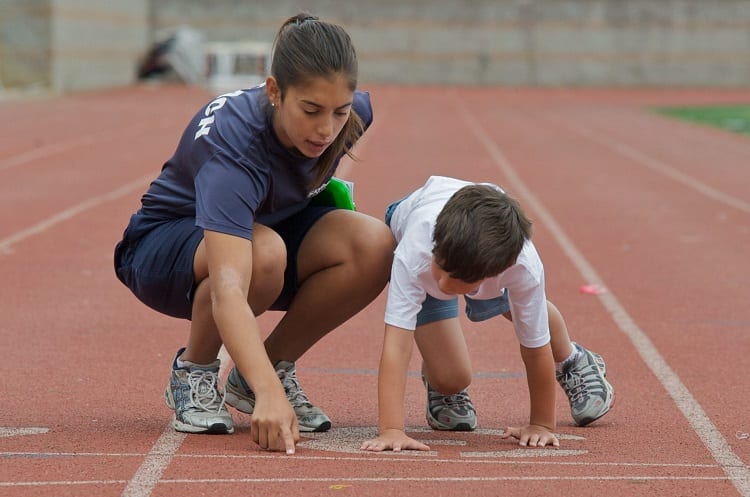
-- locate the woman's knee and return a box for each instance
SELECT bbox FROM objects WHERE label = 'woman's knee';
[251,225,287,282]
[350,215,395,270]
[190,278,212,318]
[297,211,394,285]
[245,226,286,313]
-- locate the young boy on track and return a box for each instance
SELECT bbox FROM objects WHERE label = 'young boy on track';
[360,176,614,452]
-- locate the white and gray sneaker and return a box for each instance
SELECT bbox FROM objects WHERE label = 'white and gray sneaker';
[423,376,477,432]
[225,361,332,432]
[164,348,234,434]
[556,342,614,426]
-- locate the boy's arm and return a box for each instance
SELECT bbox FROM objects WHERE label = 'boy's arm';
[361,324,430,451]
[522,343,557,432]
[502,343,559,447]
[377,324,413,432]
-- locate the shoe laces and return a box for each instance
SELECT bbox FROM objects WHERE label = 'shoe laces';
[430,388,473,410]
[443,390,473,408]
[187,369,227,413]
[276,366,313,408]
[559,363,602,404]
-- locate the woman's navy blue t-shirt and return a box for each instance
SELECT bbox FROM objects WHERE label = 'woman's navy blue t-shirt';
[131,85,372,241]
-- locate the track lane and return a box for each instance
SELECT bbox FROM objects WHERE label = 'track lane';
[1,85,748,497]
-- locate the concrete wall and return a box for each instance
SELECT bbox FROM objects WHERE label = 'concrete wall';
[49,0,150,92]
[1,0,749,92]
[0,0,52,90]
[150,0,750,87]
[0,0,149,93]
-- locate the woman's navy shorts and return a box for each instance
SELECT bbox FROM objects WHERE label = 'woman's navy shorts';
[114,206,336,320]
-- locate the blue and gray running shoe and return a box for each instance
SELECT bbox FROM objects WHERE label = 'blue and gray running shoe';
[556,342,614,426]
[225,361,331,432]
[164,348,234,434]
[423,376,477,431]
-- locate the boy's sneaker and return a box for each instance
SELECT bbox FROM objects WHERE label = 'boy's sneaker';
[556,342,614,426]
[164,348,234,434]
[423,376,477,431]
[225,361,332,432]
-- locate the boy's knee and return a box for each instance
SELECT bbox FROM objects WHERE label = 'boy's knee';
[429,371,472,395]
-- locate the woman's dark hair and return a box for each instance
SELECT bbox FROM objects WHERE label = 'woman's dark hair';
[272,13,364,189]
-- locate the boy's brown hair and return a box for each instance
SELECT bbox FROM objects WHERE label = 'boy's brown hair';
[433,184,532,282]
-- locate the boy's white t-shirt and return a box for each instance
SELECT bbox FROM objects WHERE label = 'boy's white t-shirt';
[385,176,550,349]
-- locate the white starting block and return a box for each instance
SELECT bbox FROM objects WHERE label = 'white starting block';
[204,41,272,94]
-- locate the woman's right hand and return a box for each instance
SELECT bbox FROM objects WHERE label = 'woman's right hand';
[250,391,300,454]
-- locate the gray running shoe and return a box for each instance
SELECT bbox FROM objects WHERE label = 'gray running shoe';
[423,376,477,431]
[164,348,234,434]
[225,361,332,432]
[556,343,614,426]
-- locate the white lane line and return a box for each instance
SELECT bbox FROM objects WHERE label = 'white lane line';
[298,426,586,456]
[0,120,236,497]
[460,105,750,497]
[0,452,141,457]
[0,480,127,487]
[0,427,49,438]
[120,348,230,497]
[0,451,719,468]
[0,120,178,173]
[565,123,750,216]
[462,449,587,458]
[120,426,185,497]
[0,175,152,255]
[0,475,732,487]
[162,476,729,483]
[0,138,97,172]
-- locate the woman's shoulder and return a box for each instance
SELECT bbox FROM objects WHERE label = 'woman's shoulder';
[191,86,271,152]
[221,86,270,127]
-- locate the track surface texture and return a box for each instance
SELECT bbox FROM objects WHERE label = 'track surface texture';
[1,84,749,497]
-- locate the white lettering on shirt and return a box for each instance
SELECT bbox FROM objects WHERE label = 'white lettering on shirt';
[193,90,244,140]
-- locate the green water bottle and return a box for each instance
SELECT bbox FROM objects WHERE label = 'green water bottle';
[310,177,356,211]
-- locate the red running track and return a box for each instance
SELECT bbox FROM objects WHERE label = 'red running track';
[1,84,749,497]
